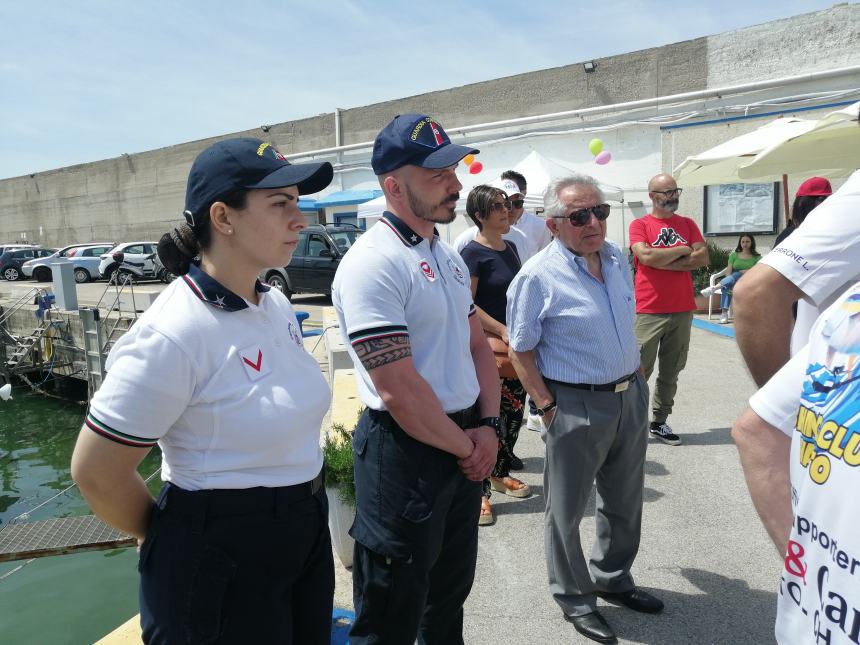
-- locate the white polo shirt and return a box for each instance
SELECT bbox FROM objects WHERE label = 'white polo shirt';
[332,211,479,412]
[87,264,330,490]
[761,169,860,354]
[749,282,860,645]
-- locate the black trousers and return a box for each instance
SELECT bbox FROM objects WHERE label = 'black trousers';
[139,475,334,644]
[349,407,482,645]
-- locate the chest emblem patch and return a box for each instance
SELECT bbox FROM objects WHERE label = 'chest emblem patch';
[419,260,436,282]
[238,346,271,381]
[288,321,302,347]
[446,258,466,285]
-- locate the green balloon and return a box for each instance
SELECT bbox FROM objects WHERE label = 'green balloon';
[588,138,604,156]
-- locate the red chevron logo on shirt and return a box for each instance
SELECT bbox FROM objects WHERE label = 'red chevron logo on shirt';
[242,350,263,372]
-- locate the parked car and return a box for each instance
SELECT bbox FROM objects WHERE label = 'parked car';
[0,243,35,254]
[98,242,158,280]
[261,224,362,297]
[22,243,115,283]
[0,247,57,281]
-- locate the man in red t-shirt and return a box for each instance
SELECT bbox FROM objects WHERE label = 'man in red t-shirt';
[628,173,708,445]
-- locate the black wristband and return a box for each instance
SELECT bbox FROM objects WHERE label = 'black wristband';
[478,416,503,439]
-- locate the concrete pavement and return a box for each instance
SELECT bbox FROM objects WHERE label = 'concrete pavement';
[330,325,780,645]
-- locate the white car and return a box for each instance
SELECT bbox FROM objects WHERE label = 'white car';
[22,243,115,283]
[98,242,158,281]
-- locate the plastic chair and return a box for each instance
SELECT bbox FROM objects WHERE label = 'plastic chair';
[294,310,323,338]
[706,267,731,321]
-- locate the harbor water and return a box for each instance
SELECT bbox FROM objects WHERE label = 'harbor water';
[0,379,161,644]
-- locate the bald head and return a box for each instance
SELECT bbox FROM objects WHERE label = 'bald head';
[648,173,682,216]
[648,173,677,192]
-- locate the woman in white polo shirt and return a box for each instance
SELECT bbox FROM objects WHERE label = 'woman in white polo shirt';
[71,138,335,645]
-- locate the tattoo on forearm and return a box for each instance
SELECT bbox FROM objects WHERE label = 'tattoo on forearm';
[354,334,412,370]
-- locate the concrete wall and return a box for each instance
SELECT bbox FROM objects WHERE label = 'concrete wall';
[1,4,858,247]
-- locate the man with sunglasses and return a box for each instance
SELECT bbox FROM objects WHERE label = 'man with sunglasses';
[508,175,662,644]
[629,173,708,446]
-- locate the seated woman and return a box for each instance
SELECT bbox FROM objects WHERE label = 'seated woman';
[459,184,531,527]
[701,233,761,323]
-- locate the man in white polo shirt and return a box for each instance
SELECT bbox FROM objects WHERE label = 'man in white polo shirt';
[734,166,860,386]
[332,114,501,645]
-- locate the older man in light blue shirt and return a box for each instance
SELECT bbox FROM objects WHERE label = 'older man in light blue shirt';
[507,174,663,645]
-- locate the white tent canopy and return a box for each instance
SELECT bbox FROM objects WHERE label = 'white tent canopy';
[359,150,624,220]
[457,150,624,209]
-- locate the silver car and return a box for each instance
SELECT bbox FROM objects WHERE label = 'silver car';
[22,243,115,283]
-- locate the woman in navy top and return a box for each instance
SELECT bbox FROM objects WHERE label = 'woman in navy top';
[460,184,531,526]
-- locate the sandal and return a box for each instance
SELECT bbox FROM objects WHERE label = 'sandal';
[479,496,495,526]
[490,476,531,498]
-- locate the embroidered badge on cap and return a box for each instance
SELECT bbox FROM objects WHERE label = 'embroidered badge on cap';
[446,257,466,286]
[238,344,271,381]
[419,260,436,282]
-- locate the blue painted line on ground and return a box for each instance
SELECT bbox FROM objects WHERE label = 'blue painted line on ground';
[332,608,355,644]
[692,317,736,339]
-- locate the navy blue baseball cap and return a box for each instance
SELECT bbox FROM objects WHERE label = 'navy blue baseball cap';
[371,114,479,175]
[183,137,333,226]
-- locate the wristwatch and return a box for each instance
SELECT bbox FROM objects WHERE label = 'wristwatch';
[478,416,503,440]
[529,400,557,417]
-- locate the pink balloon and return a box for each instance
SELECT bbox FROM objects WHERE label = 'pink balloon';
[469,161,484,174]
[595,151,612,165]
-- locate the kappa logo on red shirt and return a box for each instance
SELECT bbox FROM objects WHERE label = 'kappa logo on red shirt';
[419,260,436,282]
[238,345,271,381]
[651,227,688,247]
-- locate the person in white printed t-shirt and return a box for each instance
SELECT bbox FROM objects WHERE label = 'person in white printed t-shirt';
[733,281,860,645]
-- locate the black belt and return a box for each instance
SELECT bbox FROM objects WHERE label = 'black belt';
[446,403,479,429]
[161,469,324,518]
[548,372,637,393]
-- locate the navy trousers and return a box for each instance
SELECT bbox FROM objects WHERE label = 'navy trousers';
[349,407,482,645]
[139,475,334,644]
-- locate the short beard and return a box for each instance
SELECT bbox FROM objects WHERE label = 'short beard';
[661,199,679,213]
[405,185,458,225]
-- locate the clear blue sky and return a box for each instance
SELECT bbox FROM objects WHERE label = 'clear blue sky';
[0,0,845,179]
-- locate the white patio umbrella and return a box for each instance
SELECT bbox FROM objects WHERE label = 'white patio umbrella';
[738,101,859,180]
[674,101,860,186]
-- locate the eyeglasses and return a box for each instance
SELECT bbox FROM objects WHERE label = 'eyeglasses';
[551,203,611,227]
[651,188,683,197]
[510,199,525,209]
[489,200,512,212]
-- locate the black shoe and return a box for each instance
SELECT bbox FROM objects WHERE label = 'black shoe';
[649,422,682,446]
[509,454,524,470]
[563,611,617,643]
[596,588,664,614]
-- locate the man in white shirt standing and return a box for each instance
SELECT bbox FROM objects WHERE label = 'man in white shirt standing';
[453,171,552,262]
[502,169,553,259]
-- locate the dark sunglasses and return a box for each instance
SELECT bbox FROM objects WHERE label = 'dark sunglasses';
[488,200,512,212]
[651,188,683,197]
[552,203,611,227]
[510,199,525,209]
